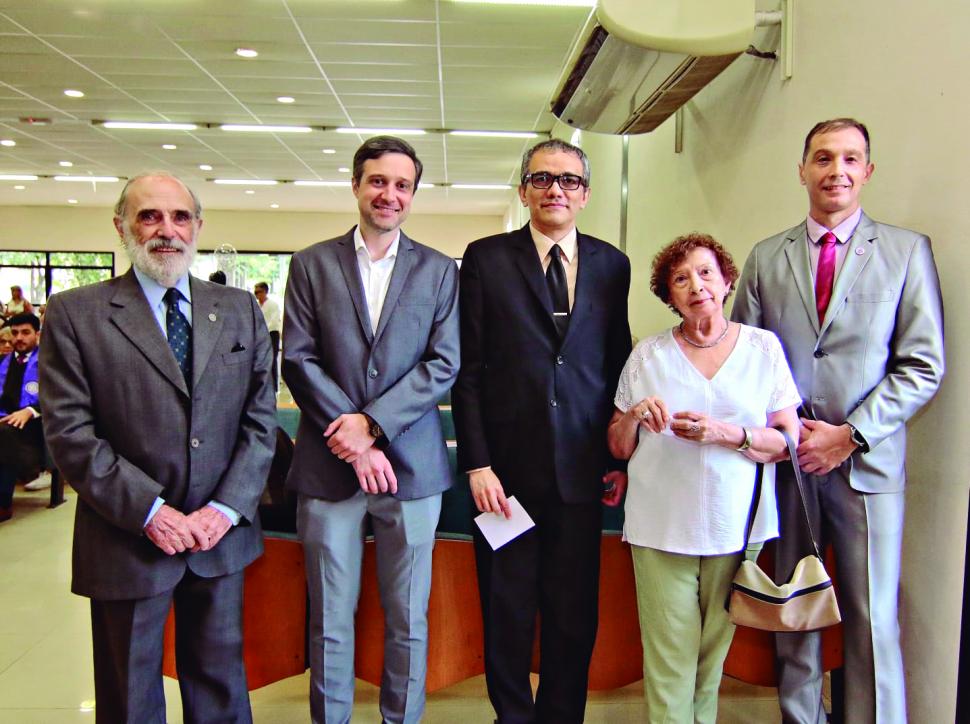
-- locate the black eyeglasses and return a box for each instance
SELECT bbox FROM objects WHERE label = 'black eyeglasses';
[522,172,587,191]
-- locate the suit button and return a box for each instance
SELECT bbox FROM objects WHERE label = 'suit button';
[190,438,200,448]
[556,355,565,365]
[368,368,378,379]
[814,350,826,358]
[550,399,558,407]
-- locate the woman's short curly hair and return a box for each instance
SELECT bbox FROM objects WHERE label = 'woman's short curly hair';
[650,233,739,316]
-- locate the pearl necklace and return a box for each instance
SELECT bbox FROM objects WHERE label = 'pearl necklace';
[678,319,729,349]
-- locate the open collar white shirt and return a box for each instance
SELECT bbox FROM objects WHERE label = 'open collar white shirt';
[354,226,400,334]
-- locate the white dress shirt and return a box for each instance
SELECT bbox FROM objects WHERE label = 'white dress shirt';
[529,224,578,310]
[354,226,400,334]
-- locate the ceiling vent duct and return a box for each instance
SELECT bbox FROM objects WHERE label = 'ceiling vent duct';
[551,0,773,135]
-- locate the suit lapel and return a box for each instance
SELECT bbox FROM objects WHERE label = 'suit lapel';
[819,213,876,336]
[108,270,189,397]
[189,277,222,388]
[373,233,414,345]
[335,229,375,343]
[783,223,821,335]
[562,232,596,348]
[511,225,557,331]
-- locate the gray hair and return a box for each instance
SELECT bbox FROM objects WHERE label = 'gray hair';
[114,171,203,220]
[519,139,591,187]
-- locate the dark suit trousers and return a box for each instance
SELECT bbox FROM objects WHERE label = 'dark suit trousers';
[0,418,44,507]
[90,568,251,724]
[474,491,602,724]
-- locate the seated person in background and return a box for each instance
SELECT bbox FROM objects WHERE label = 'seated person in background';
[607,234,800,724]
[3,285,33,319]
[0,313,44,522]
[0,325,13,356]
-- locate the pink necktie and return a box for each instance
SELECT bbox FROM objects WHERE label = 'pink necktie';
[815,231,837,324]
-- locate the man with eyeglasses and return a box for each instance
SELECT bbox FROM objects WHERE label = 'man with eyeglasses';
[39,172,277,723]
[454,139,631,723]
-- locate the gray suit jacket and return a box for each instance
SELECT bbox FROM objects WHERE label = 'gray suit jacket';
[732,213,945,493]
[39,270,278,600]
[282,228,460,501]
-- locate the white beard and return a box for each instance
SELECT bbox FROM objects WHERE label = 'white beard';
[123,228,196,287]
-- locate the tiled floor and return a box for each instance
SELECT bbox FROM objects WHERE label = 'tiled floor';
[0,488,783,723]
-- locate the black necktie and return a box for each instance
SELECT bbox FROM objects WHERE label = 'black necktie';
[546,243,570,338]
[164,288,192,387]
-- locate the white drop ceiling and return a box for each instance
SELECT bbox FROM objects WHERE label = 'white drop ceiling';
[0,0,595,215]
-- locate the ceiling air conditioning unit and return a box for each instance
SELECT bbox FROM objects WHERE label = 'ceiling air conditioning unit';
[551,0,762,135]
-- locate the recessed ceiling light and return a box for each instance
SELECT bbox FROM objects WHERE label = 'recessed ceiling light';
[277,96,295,104]
[322,148,336,154]
[0,174,38,181]
[199,164,213,171]
[64,89,85,98]
[100,121,198,131]
[220,124,312,133]
[452,184,513,190]
[59,161,73,167]
[338,167,350,173]
[0,139,16,147]
[270,203,279,209]
[67,198,78,204]
[335,127,426,136]
[245,189,255,194]
[235,48,259,58]
[162,144,177,150]
[13,185,25,190]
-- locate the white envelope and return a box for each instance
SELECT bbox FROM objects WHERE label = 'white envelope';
[474,496,536,550]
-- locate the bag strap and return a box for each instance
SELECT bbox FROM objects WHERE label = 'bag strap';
[739,429,823,559]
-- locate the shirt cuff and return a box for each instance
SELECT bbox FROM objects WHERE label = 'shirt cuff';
[143,497,165,528]
[27,406,40,418]
[207,501,241,526]
[465,465,492,475]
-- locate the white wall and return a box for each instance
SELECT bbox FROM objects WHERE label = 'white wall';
[572,1,969,720]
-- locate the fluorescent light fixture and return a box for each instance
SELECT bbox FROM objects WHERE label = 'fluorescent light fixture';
[54,175,119,182]
[162,144,177,150]
[101,121,198,131]
[64,89,85,98]
[245,189,255,194]
[420,183,436,188]
[452,184,513,190]
[322,148,336,154]
[199,164,213,171]
[451,0,595,5]
[337,167,350,173]
[450,130,539,139]
[59,161,73,167]
[13,185,25,190]
[212,178,279,185]
[67,198,78,204]
[0,174,38,181]
[235,48,258,58]
[335,127,426,136]
[293,180,352,187]
[221,124,312,133]
[1,139,16,147]
[277,96,295,104]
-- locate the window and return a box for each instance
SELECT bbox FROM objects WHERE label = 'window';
[0,251,115,307]
[191,251,291,300]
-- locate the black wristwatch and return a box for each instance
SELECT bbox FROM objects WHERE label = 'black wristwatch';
[846,423,868,452]
[364,414,384,441]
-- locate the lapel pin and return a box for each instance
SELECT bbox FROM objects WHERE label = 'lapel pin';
[855,247,865,255]
[208,313,217,321]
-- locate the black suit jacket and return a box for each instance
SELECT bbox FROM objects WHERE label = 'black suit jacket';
[453,224,631,504]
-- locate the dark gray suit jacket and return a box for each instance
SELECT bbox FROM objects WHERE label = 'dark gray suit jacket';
[282,228,460,501]
[40,270,278,600]
[732,213,945,493]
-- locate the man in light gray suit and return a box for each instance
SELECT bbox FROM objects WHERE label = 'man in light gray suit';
[40,173,277,723]
[283,136,459,724]
[733,118,945,723]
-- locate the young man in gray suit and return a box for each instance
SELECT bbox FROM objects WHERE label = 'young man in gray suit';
[40,173,278,723]
[732,118,945,723]
[282,136,460,724]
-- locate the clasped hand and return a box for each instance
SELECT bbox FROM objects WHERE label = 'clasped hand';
[145,504,231,556]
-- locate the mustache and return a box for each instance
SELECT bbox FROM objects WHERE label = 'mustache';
[146,237,187,252]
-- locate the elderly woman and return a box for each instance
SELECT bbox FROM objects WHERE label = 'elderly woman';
[3,286,33,319]
[607,233,800,723]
